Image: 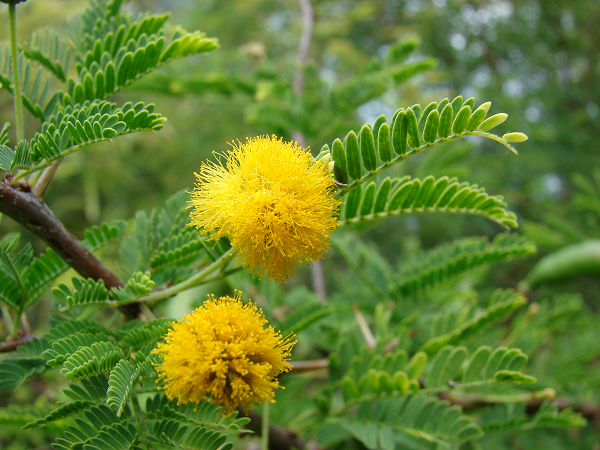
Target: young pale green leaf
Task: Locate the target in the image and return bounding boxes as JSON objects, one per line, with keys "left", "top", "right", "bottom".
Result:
{"left": 452, "top": 105, "right": 471, "bottom": 134}
{"left": 502, "top": 132, "right": 528, "bottom": 143}
{"left": 466, "top": 106, "right": 488, "bottom": 132}
{"left": 478, "top": 113, "right": 508, "bottom": 131}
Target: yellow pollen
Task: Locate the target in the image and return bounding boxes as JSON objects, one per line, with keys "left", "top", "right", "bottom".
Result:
{"left": 189, "top": 135, "right": 340, "bottom": 282}
{"left": 153, "top": 292, "right": 296, "bottom": 417}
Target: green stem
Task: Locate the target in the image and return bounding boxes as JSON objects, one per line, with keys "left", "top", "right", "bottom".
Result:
{"left": 131, "top": 394, "right": 155, "bottom": 450}
{"left": 0, "top": 303, "right": 14, "bottom": 336}
{"left": 11, "top": 309, "right": 21, "bottom": 339}
{"left": 138, "top": 248, "right": 236, "bottom": 305}
{"left": 139, "top": 303, "right": 157, "bottom": 320}
{"left": 8, "top": 3, "right": 24, "bottom": 142}
{"left": 261, "top": 401, "right": 270, "bottom": 450}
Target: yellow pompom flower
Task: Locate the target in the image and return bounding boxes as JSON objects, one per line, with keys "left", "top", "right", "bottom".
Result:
{"left": 190, "top": 135, "right": 340, "bottom": 282}
{"left": 153, "top": 292, "right": 296, "bottom": 417}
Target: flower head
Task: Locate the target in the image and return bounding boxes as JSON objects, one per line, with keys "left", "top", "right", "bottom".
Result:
{"left": 190, "top": 135, "right": 340, "bottom": 282}
{"left": 153, "top": 292, "right": 296, "bottom": 417}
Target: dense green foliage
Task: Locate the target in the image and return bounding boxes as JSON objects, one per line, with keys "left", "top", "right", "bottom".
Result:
{"left": 0, "top": 1, "right": 598, "bottom": 450}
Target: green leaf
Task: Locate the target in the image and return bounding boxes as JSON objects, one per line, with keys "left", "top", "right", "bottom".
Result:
{"left": 345, "top": 130, "right": 362, "bottom": 180}
{"left": 338, "top": 395, "right": 483, "bottom": 447}
{"left": 465, "top": 106, "right": 488, "bottom": 132}
{"left": 438, "top": 103, "right": 453, "bottom": 138}
{"left": 24, "top": 400, "right": 95, "bottom": 429}
{"left": 360, "top": 125, "right": 377, "bottom": 171}
{"left": 406, "top": 352, "right": 428, "bottom": 380}
{"left": 279, "top": 303, "right": 334, "bottom": 337}
{"left": 0, "top": 357, "right": 46, "bottom": 390}
{"left": 377, "top": 122, "right": 392, "bottom": 163}
{"left": 478, "top": 113, "right": 508, "bottom": 131}
{"left": 391, "top": 109, "right": 408, "bottom": 155}
{"left": 394, "top": 234, "right": 536, "bottom": 299}
{"left": 43, "top": 331, "right": 111, "bottom": 367}
{"left": 452, "top": 105, "right": 471, "bottom": 134}
{"left": 344, "top": 185, "right": 362, "bottom": 220}
{"left": 406, "top": 107, "right": 420, "bottom": 148}
{"left": 53, "top": 277, "right": 110, "bottom": 311}
{"left": 423, "top": 109, "right": 439, "bottom": 144}
{"left": 60, "top": 341, "right": 124, "bottom": 380}
{"left": 0, "top": 144, "right": 14, "bottom": 171}
{"left": 120, "top": 318, "right": 172, "bottom": 350}
{"left": 419, "top": 290, "right": 527, "bottom": 355}
{"left": 107, "top": 359, "right": 140, "bottom": 416}
{"left": 110, "top": 271, "right": 154, "bottom": 303}
{"left": 359, "top": 182, "right": 377, "bottom": 216}
{"left": 417, "top": 102, "right": 438, "bottom": 139}
{"left": 340, "top": 176, "right": 519, "bottom": 229}
{"left": 332, "top": 138, "right": 349, "bottom": 184}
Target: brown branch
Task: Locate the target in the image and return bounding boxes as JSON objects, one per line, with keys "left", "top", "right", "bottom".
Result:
{"left": 440, "top": 391, "right": 600, "bottom": 424}
{"left": 239, "top": 407, "right": 307, "bottom": 450}
{"left": 0, "top": 181, "right": 140, "bottom": 319}
{"left": 289, "top": 359, "right": 329, "bottom": 373}
{"left": 0, "top": 332, "right": 38, "bottom": 353}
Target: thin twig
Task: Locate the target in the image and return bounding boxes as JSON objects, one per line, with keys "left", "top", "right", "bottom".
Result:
{"left": 134, "top": 248, "right": 235, "bottom": 305}
{"left": 353, "top": 305, "right": 376, "bottom": 351}
{"left": 32, "top": 158, "right": 63, "bottom": 199}
{"left": 293, "top": 0, "right": 314, "bottom": 95}
{"left": 289, "top": 359, "right": 329, "bottom": 372}
{"left": 0, "top": 332, "right": 39, "bottom": 353}
{"left": 261, "top": 402, "right": 270, "bottom": 450}
{"left": 19, "top": 312, "right": 32, "bottom": 334}
{"left": 8, "top": 3, "right": 24, "bottom": 142}
{"left": 239, "top": 407, "right": 305, "bottom": 450}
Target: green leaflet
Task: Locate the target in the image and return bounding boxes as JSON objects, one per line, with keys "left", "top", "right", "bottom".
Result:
{"left": 338, "top": 175, "right": 519, "bottom": 229}
{"left": 337, "top": 395, "right": 483, "bottom": 449}
{"left": 393, "top": 234, "right": 537, "bottom": 298}
{"left": 0, "top": 44, "right": 60, "bottom": 122}
{"left": 480, "top": 403, "right": 586, "bottom": 436}
{"left": 420, "top": 290, "right": 527, "bottom": 355}
{"left": 331, "top": 95, "right": 526, "bottom": 193}
{"left": 60, "top": 341, "right": 124, "bottom": 380}
{"left": 106, "top": 359, "right": 140, "bottom": 416}
{"left": 50, "top": 405, "right": 138, "bottom": 450}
